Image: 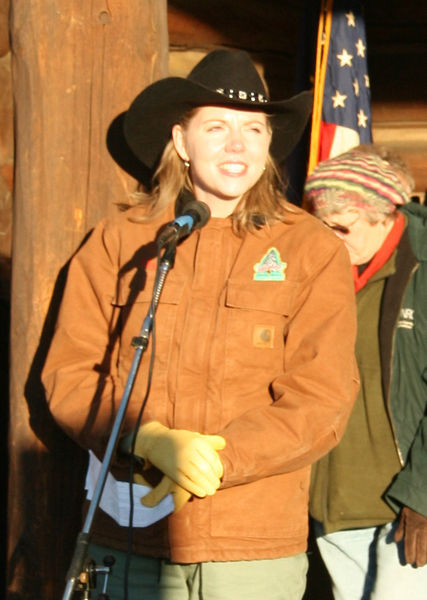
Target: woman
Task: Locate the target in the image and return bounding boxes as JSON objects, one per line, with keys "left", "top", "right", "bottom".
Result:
{"left": 42, "top": 49, "right": 358, "bottom": 600}
{"left": 305, "top": 145, "right": 427, "bottom": 599}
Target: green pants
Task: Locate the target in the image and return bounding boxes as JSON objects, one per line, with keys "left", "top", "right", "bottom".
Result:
{"left": 87, "top": 543, "right": 308, "bottom": 600}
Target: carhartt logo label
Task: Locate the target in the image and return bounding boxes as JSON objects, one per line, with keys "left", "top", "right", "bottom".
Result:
{"left": 253, "top": 247, "right": 287, "bottom": 281}
{"left": 253, "top": 325, "right": 275, "bottom": 348}
{"left": 397, "top": 308, "right": 414, "bottom": 330}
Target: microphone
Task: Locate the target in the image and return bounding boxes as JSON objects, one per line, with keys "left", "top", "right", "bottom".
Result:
{"left": 157, "top": 197, "right": 211, "bottom": 248}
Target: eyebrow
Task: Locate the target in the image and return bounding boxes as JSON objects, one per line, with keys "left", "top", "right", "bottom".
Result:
{"left": 203, "top": 117, "right": 267, "bottom": 124}
{"left": 202, "top": 112, "right": 268, "bottom": 125}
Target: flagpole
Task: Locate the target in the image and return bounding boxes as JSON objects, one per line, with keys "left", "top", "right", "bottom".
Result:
{"left": 307, "top": 0, "right": 333, "bottom": 175}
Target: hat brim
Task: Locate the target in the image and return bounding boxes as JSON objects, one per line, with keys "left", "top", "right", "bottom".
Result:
{"left": 106, "top": 112, "right": 154, "bottom": 188}
{"left": 110, "top": 77, "right": 312, "bottom": 182}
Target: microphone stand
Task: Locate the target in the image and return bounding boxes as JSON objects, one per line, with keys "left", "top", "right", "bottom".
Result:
{"left": 62, "top": 241, "right": 177, "bottom": 600}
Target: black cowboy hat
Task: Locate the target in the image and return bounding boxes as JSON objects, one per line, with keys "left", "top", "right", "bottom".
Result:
{"left": 107, "top": 49, "right": 312, "bottom": 185}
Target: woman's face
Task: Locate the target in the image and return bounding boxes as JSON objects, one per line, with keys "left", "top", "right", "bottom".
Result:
{"left": 172, "top": 106, "right": 272, "bottom": 217}
{"left": 322, "top": 208, "right": 393, "bottom": 265}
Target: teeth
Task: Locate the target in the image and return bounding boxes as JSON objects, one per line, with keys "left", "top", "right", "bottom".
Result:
{"left": 221, "top": 163, "right": 245, "bottom": 173}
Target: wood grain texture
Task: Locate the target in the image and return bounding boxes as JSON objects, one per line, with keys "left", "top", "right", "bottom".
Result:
{"left": 7, "top": 2, "right": 168, "bottom": 597}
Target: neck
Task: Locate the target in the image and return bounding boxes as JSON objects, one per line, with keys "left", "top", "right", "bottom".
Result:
{"left": 200, "top": 196, "right": 241, "bottom": 218}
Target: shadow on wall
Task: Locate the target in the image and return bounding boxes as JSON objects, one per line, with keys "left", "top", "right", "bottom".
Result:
{"left": 1, "top": 256, "right": 10, "bottom": 599}
{"left": 7, "top": 257, "right": 88, "bottom": 599}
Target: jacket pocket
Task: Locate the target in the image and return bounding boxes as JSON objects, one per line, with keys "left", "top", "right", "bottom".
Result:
{"left": 224, "top": 279, "right": 298, "bottom": 374}
{"left": 112, "top": 274, "right": 185, "bottom": 379}
{"left": 226, "top": 279, "right": 298, "bottom": 315}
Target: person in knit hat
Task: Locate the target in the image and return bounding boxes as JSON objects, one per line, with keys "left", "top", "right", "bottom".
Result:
{"left": 305, "top": 144, "right": 427, "bottom": 599}
{"left": 42, "top": 49, "right": 358, "bottom": 599}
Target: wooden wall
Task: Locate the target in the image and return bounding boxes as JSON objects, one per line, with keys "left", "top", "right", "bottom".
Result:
{"left": 366, "top": 3, "right": 427, "bottom": 199}
{"left": 6, "top": 2, "right": 168, "bottom": 598}
{"left": 0, "top": 0, "right": 12, "bottom": 265}
{"left": 1, "top": 1, "right": 12, "bottom": 597}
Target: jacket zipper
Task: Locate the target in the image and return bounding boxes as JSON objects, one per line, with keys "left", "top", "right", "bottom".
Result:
{"left": 386, "top": 263, "right": 419, "bottom": 467}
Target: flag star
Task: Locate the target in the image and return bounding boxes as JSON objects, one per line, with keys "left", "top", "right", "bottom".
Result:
{"left": 358, "top": 109, "right": 369, "bottom": 128}
{"left": 337, "top": 48, "right": 353, "bottom": 67}
{"left": 346, "top": 11, "right": 356, "bottom": 27}
{"left": 332, "top": 90, "right": 347, "bottom": 108}
{"left": 345, "top": 11, "right": 356, "bottom": 27}
{"left": 356, "top": 38, "right": 366, "bottom": 57}
{"left": 364, "top": 74, "right": 370, "bottom": 88}
{"left": 353, "top": 78, "right": 360, "bottom": 96}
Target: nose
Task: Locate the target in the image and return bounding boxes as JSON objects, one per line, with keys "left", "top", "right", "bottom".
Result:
{"left": 225, "top": 127, "right": 245, "bottom": 153}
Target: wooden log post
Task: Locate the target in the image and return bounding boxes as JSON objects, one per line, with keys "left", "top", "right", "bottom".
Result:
{"left": 8, "top": 2, "right": 168, "bottom": 598}
{"left": 0, "top": 0, "right": 12, "bottom": 596}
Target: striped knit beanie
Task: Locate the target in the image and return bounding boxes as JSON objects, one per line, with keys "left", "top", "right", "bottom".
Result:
{"left": 304, "top": 148, "right": 411, "bottom": 215}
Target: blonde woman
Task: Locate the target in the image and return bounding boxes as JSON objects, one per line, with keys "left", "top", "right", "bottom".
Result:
{"left": 43, "top": 50, "right": 358, "bottom": 600}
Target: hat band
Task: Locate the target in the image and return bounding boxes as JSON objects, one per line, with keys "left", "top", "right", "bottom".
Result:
{"left": 215, "top": 87, "right": 267, "bottom": 103}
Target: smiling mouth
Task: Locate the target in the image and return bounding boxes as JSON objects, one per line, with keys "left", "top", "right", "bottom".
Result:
{"left": 219, "top": 162, "right": 247, "bottom": 175}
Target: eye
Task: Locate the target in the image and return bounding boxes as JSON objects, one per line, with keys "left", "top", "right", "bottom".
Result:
{"left": 246, "top": 124, "right": 263, "bottom": 134}
{"left": 324, "top": 222, "right": 350, "bottom": 235}
{"left": 205, "top": 123, "right": 225, "bottom": 132}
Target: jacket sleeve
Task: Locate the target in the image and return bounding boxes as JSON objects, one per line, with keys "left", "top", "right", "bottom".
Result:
{"left": 386, "top": 408, "right": 427, "bottom": 518}
{"left": 42, "top": 219, "right": 127, "bottom": 456}
{"left": 384, "top": 250, "right": 427, "bottom": 519}
{"left": 218, "top": 240, "right": 359, "bottom": 488}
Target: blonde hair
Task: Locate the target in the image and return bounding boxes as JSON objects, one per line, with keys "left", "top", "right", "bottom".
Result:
{"left": 125, "top": 109, "right": 292, "bottom": 235}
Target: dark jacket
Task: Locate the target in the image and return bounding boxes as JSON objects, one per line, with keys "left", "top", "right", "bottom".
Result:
{"left": 310, "top": 202, "right": 427, "bottom": 532}
{"left": 385, "top": 202, "right": 427, "bottom": 517}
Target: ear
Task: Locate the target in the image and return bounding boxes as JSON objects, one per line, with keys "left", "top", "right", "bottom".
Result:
{"left": 172, "top": 124, "right": 190, "bottom": 162}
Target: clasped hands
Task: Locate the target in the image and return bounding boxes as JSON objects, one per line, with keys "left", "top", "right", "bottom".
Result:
{"left": 126, "top": 421, "right": 226, "bottom": 513}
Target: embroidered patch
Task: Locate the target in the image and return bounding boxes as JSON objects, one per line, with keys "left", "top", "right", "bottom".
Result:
{"left": 253, "top": 325, "right": 275, "bottom": 348}
{"left": 397, "top": 307, "right": 415, "bottom": 330}
{"left": 253, "top": 247, "right": 287, "bottom": 281}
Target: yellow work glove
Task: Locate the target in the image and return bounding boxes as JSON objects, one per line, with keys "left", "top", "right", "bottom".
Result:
{"left": 132, "top": 421, "right": 226, "bottom": 498}
{"left": 134, "top": 472, "right": 191, "bottom": 514}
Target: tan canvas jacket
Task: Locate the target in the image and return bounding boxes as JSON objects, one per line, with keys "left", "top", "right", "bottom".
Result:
{"left": 42, "top": 201, "right": 359, "bottom": 562}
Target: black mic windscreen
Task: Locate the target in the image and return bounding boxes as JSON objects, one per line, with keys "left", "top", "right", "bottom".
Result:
{"left": 181, "top": 200, "right": 211, "bottom": 230}
{"left": 177, "top": 189, "right": 211, "bottom": 230}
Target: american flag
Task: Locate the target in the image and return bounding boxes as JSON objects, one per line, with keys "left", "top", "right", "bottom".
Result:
{"left": 308, "top": 0, "right": 372, "bottom": 172}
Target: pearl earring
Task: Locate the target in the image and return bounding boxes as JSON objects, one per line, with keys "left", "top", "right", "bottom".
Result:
{"left": 184, "top": 160, "right": 190, "bottom": 168}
